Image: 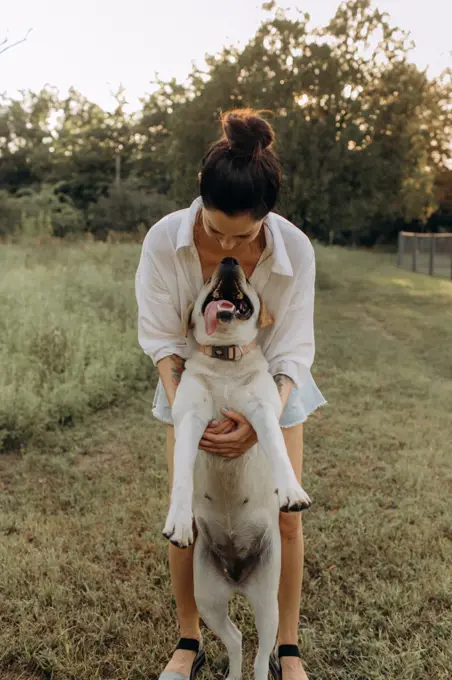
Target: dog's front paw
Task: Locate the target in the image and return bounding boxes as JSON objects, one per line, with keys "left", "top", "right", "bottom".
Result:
{"left": 163, "top": 503, "right": 194, "bottom": 548}
{"left": 277, "top": 480, "right": 312, "bottom": 513}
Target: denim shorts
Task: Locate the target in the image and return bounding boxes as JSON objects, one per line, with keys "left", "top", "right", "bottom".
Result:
{"left": 152, "top": 372, "right": 326, "bottom": 428}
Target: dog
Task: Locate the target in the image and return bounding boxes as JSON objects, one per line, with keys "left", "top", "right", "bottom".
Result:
{"left": 163, "top": 256, "right": 312, "bottom": 680}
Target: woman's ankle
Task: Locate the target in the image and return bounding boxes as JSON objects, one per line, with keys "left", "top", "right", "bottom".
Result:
{"left": 178, "top": 624, "right": 201, "bottom": 640}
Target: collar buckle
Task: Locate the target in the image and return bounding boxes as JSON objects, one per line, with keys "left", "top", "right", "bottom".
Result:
{"left": 211, "top": 345, "right": 244, "bottom": 361}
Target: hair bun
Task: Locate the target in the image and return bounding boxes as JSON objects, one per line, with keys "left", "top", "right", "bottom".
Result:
{"left": 221, "top": 109, "right": 274, "bottom": 156}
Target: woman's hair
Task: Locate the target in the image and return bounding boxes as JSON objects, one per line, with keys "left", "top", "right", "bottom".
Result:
{"left": 200, "top": 108, "right": 282, "bottom": 220}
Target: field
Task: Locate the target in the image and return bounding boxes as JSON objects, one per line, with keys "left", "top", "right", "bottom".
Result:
{"left": 0, "top": 241, "right": 451, "bottom": 680}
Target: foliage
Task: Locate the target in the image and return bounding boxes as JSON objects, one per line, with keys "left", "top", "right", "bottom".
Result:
{"left": 0, "top": 242, "right": 152, "bottom": 451}
{"left": 0, "top": 186, "right": 86, "bottom": 239}
{"left": 139, "top": 0, "right": 451, "bottom": 242}
{"left": 0, "top": 190, "right": 22, "bottom": 237}
{"left": 88, "top": 179, "right": 178, "bottom": 238}
{"left": 0, "top": 1, "right": 451, "bottom": 244}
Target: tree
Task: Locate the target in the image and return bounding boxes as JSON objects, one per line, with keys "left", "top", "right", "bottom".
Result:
{"left": 0, "top": 29, "right": 32, "bottom": 56}
{"left": 1, "top": 2, "right": 450, "bottom": 243}
{"left": 0, "top": 88, "right": 58, "bottom": 192}
{"left": 139, "top": 0, "right": 451, "bottom": 242}
{"left": 49, "top": 87, "right": 135, "bottom": 210}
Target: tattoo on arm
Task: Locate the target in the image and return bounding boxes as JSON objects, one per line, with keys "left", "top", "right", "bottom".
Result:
{"left": 170, "top": 354, "right": 186, "bottom": 387}
{"left": 274, "top": 373, "right": 293, "bottom": 396}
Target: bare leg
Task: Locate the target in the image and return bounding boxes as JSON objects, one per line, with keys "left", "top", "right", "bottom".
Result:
{"left": 163, "top": 427, "right": 200, "bottom": 677}
{"left": 278, "top": 423, "right": 308, "bottom": 680}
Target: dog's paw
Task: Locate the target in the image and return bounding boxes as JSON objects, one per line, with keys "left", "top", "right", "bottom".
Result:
{"left": 163, "top": 505, "right": 194, "bottom": 548}
{"left": 277, "top": 482, "right": 312, "bottom": 513}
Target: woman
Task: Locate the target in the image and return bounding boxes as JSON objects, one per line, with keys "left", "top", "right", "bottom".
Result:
{"left": 135, "top": 109, "right": 326, "bottom": 680}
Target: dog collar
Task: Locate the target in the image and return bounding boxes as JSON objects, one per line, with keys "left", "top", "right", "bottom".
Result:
{"left": 197, "top": 342, "right": 257, "bottom": 361}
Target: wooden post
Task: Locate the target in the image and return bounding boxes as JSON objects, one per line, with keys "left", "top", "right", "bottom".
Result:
{"left": 412, "top": 235, "right": 417, "bottom": 272}
{"left": 428, "top": 235, "right": 435, "bottom": 276}
{"left": 397, "top": 232, "right": 404, "bottom": 267}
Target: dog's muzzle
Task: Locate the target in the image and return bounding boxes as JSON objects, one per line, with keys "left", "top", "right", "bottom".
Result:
{"left": 202, "top": 258, "right": 253, "bottom": 322}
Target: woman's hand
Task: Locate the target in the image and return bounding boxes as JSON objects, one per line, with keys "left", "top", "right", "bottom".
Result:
{"left": 199, "top": 410, "right": 258, "bottom": 458}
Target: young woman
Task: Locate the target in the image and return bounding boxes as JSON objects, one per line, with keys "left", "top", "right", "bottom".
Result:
{"left": 135, "top": 109, "right": 326, "bottom": 680}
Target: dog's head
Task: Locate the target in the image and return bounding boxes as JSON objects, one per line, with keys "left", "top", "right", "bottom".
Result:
{"left": 184, "top": 257, "right": 273, "bottom": 346}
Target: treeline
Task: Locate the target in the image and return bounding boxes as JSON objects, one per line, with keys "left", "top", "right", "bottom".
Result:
{"left": 1, "top": 0, "right": 451, "bottom": 244}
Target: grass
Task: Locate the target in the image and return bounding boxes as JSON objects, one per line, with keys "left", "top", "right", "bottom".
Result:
{"left": 0, "top": 242, "right": 451, "bottom": 679}
{"left": 0, "top": 240, "right": 152, "bottom": 451}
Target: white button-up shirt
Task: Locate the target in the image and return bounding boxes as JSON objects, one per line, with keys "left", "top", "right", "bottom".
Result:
{"left": 135, "top": 197, "right": 319, "bottom": 390}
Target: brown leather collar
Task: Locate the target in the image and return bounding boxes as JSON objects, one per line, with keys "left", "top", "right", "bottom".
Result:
{"left": 197, "top": 341, "right": 257, "bottom": 361}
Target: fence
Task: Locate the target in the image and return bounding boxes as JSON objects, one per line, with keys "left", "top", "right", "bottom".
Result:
{"left": 397, "top": 232, "right": 452, "bottom": 280}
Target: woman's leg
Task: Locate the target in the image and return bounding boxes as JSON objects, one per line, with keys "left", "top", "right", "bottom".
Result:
{"left": 163, "top": 425, "right": 201, "bottom": 676}
{"left": 278, "top": 423, "right": 309, "bottom": 680}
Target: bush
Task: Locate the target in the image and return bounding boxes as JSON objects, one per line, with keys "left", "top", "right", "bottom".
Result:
{"left": 0, "top": 186, "right": 86, "bottom": 240}
{"left": 17, "top": 186, "right": 86, "bottom": 238}
{"left": 88, "top": 180, "right": 179, "bottom": 238}
{"left": 0, "top": 190, "right": 22, "bottom": 237}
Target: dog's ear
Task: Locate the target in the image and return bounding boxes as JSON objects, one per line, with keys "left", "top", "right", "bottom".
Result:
{"left": 257, "top": 295, "right": 274, "bottom": 328}
{"left": 183, "top": 302, "right": 195, "bottom": 337}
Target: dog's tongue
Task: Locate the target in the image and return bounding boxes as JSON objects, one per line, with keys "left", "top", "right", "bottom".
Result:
{"left": 204, "top": 299, "right": 232, "bottom": 336}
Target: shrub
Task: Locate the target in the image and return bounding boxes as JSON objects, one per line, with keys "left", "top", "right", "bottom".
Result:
{"left": 88, "top": 181, "right": 178, "bottom": 238}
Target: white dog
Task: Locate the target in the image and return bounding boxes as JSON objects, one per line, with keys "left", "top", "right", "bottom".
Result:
{"left": 163, "top": 256, "right": 311, "bottom": 680}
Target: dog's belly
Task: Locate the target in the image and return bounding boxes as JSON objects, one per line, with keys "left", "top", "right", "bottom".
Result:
{"left": 197, "top": 517, "right": 273, "bottom": 585}
{"left": 193, "top": 446, "right": 279, "bottom": 586}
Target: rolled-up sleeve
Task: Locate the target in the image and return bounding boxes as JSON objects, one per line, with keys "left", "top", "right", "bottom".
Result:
{"left": 267, "top": 254, "right": 325, "bottom": 410}
{"left": 135, "top": 240, "right": 188, "bottom": 365}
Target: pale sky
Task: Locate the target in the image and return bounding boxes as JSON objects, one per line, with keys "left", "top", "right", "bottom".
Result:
{"left": 2, "top": 0, "right": 451, "bottom": 112}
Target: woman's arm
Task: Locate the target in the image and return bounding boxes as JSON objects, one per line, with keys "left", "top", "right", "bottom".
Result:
{"left": 266, "top": 256, "right": 316, "bottom": 390}
{"left": 157, "top": 354, "right": 186, "bottom": 407}
{"left": 135, "top": 228, "right": 190, "bottom": 366}
{"left": 274, "top": 374, "right": 295, "bottom": 409}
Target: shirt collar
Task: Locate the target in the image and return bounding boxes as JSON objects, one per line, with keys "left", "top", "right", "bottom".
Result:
{"left": 176, "top": 196, "right": 202, "bottom": 250}
{"left": 264, "top": 213, "right": 293, "bottom": 277}
{"left": 176, "top": 196, "right": 293, "bottom": 277}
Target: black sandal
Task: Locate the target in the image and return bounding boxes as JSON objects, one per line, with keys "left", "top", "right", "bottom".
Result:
{"left": 269, "top": 644, "right": 302, "bottom": 680}
{"left": 158, "top": 637, "right": 206, "bottom": 680}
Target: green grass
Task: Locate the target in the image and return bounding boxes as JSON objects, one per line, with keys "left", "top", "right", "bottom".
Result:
{"left": 0, "top": 243, "right": 451, "bottom": 679}
{"left": 0, "top": 241, "right": 152, "bottom": 451}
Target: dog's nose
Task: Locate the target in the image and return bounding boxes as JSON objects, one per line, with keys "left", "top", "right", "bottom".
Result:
{"left": 220, "top": 257, "right": 239, "bottom": 268}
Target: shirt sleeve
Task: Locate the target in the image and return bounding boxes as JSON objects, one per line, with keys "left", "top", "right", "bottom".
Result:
{"left": 135, "top": 240, "right": 189, "bottom": 365}
{"left": 267, "top": 256, "right": 317, "bottom": 389}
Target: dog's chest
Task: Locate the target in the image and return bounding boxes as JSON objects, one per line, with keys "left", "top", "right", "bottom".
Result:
{"left": 204, "top": 370, "right": 258, "bottom": 414}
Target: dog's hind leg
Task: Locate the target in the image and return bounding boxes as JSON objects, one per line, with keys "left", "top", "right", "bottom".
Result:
{"left": 243, "top": 549, "right": 280, "bottom": 680}
{"left": 194, "top": 548, "right": 242, "bottom": 680}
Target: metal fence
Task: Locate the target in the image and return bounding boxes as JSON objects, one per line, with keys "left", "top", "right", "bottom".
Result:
{"left": 397, "top": 232, "right": 452, "bottom": 280}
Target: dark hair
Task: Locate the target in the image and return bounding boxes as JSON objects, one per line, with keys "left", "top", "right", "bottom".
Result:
{"left": 200, "top": 108, "right": 282, "bottom": 220}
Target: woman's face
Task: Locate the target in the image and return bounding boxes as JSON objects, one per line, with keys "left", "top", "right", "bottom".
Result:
{"left": 201, "top": 208, "right": 264, "bottom": 251}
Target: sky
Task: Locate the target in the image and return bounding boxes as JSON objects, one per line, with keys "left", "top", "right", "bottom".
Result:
{"left": 2, "top": 0, "right": 451, "bottom": 112}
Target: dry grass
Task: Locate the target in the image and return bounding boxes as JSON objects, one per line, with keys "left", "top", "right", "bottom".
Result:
{"left": 0, "top": 244, "right": 451, "bottom": 679}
